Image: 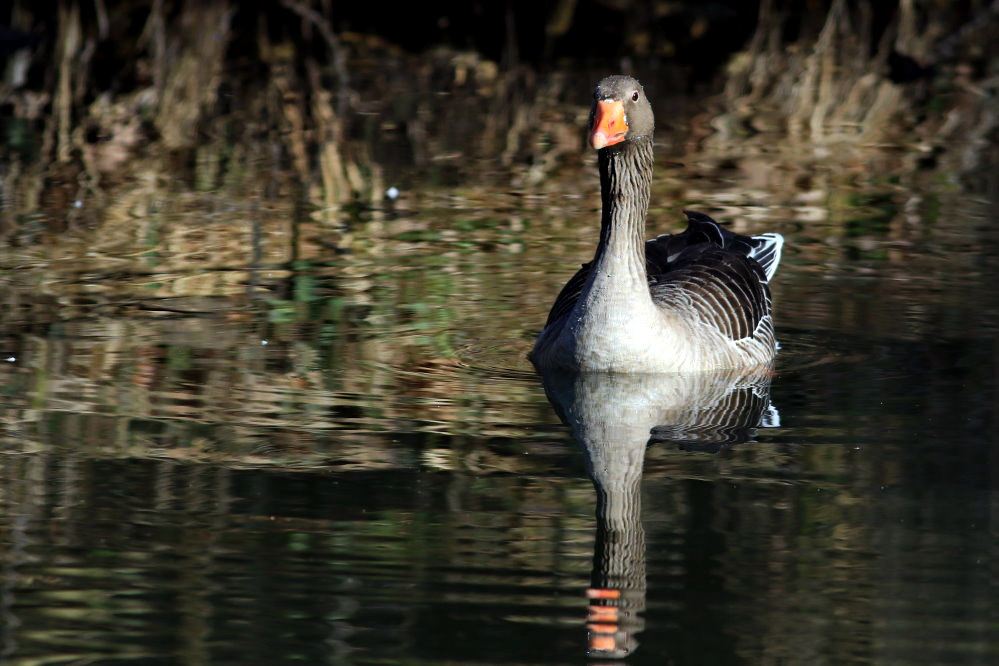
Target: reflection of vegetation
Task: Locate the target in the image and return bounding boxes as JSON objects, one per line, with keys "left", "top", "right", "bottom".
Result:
{"left": 841, "top": 191, "right": 897, "bottom": 238}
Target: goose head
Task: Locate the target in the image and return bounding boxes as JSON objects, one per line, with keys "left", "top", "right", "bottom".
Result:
{"left": 589, "top": 75, "right": 655, "bottom": 150}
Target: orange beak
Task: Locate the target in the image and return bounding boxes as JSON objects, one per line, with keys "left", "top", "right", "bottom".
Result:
{"left": 589, "top": 100, "right": 628, "bottom": 149}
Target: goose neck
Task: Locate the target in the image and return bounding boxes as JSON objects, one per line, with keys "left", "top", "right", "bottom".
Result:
{"left": 595, "top": 139, "right": 653, "bottom": 274}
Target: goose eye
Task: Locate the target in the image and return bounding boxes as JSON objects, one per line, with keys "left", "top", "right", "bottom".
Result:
{"left": 631, "top": 91, "right": 640, "bottom": 102}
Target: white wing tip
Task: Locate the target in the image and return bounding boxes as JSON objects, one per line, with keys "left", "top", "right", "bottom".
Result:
{"left": 751, "top": 232, "right": 784, "bottom": 282}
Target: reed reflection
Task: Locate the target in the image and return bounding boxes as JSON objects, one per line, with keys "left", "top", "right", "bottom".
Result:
{"left": 537, "top": 368, "right": 775, "bottom": 659}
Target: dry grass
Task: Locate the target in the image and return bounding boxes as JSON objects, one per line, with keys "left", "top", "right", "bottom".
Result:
{"left": 1, "top": 2, "right": 995, "bottom": 238}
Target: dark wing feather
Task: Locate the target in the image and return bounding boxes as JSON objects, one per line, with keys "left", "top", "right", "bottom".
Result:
{"left": 649, "top": 211, "right": 772, "bottom": 343}
{"left": 544, "top": 261, "right": 592, "bottom": 327}
{"left": 647, "top": 210, "right": 761, "bottom": 269}
{"left": 651, "top": 246, "right": 770, "bottom": 342}
{"left": 543, "top": 211, "right": 775, "bottom": 342}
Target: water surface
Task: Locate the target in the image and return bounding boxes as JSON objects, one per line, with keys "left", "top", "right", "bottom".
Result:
{"left": 0, "top": 135, "right": 997, "bottom": 664}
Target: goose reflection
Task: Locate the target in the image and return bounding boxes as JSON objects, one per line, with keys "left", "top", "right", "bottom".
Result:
{"left": 536, "top": 367, "right": 776, "bottom": 659}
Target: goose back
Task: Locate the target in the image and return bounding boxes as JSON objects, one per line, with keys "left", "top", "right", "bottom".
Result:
{"left": 542, "top": 211, "right": 780, "bottom": 357}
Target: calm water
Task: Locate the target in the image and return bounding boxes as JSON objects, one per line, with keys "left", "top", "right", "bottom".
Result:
{"left": 0, "top": 135, "right": 997, "bottom": 665}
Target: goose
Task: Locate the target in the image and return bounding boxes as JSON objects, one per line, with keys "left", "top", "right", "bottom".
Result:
{"left": 530, "top": 75, "right": 784, "bottom": 373}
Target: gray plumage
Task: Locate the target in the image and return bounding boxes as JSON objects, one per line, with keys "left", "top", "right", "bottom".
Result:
{"left": 531, "top": 75, "right": 783, "bottom": 373}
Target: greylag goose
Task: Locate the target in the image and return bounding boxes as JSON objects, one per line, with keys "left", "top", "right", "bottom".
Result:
{"left": 530, "top": 75, "right": 784, "bottom": 373}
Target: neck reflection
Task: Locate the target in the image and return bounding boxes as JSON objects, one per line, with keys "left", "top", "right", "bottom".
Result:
{"left": 536, "top": 368, "right": 775, "bottom": 659}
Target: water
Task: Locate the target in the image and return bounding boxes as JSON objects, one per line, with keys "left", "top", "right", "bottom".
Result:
{"left": 0, "top": 137, "right": 997, "bottom": 664}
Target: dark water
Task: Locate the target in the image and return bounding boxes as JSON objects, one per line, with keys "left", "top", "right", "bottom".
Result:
{"left": 1, "top": 144, "right": 997, "bottom": 664}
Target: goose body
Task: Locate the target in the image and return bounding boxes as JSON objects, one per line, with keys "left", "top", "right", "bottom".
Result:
{"left": 530, "top": 75, "right": 784, "bottom": 373}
